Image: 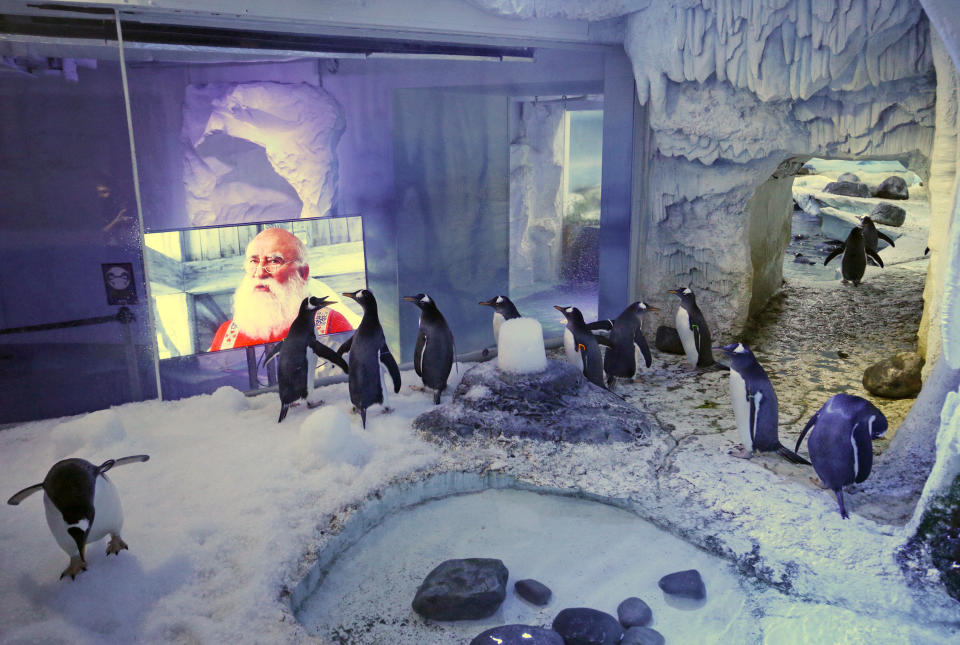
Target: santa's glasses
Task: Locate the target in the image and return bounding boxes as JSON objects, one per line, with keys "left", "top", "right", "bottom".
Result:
{"left": 247, "top": 255, "right": 294, "bottom": 275}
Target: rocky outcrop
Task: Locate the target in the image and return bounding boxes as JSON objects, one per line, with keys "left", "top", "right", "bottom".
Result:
{"left": 871, "top": 202, "right": 908, "bottom": 226}
{"left": 874, "top": 175, "right": 910, "bottom": 199}
{"left": 824, "top": 181, "right": 873, "bottom": 198}
{"left": 863, "top": 352, "right": 925, "bottom": 398}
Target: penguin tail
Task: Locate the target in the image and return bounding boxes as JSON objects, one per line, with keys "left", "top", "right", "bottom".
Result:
{"left": 360, "top": 407, "right": 367, "bottom": 429}
{"left": 278, "top": 404, "right": 289, "bottom": 424}
{"left": 777, "top": 443, "right": 811, "bottom": 466}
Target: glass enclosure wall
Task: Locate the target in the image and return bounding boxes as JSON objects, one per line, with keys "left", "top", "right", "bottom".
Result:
{"left": 0, "top": 26, "right": 158, "bottom": 424}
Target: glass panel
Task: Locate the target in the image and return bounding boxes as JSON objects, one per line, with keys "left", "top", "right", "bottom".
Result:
{"left": 0, "top": 26, "right": 158, "bottom": 424}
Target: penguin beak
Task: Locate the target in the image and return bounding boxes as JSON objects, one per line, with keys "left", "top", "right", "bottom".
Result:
{"left": 645, "top": 305, "right": 660, "bottom": 312}
{"left": 479, "top": 300, "right": 492, "bottom": 307}
{"left": 402, "top": 296, "right": 418, "bottom": 302}
{"left": 552, "top": 305, "right": 564, "bottom": 312}
{"left": 341, "top": 292, "right": 358, "bottom": 302}
{"left": 668, "top": 289, "right": 681, "bottom": 296}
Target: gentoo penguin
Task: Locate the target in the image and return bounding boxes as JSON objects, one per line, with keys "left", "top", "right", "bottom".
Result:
{"left": 479, "top": 295, "right": 522, "bottom": 344}
{"left": 7, "top": 455, "right": 150, "bottom": 579}
{"left": 669, "top": 287, "right": 714, "bottom": 368}
{"left": 858, "top": 216, "right": 895, "bottom": 266}
{"left": 824, "top": 226, "right": 883, "bottom": 285}
{"left": 794, "top": 394, "right": 888, "bottom": 519}
{"left": 715, "top": 343, "right": 810, "bottom": 464}
{"left": 603, "top": 300, "right": 659, "bottom": 389}
{"left": 339, "top": 289, "right": 401, "bottom": 428}
{"left": 402, "top": 293, "right": 455, "bottom": 404}
{"left": 266, "top": 296, "right": 349, "bottom": 423}
{"left": 554, "top": 305, "right": 606, "bottom": 389}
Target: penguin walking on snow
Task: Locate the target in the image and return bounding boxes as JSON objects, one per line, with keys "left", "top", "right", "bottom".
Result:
{"left": 555, "top": 305, "right": 607, "bottom": 389}
{"left": 266, "top": 296, "right": 349, "bottom": 423}
{"left": 859, "top": 215, "right": 895, "bottom": 266}
{"left": 715, "top": 343, "right": 810, "bottom": 464}
{"left": 7, "top": 455, "right": 150, "bottom": 579}
{"left": 339, "top": 289, "right": 401, "bottom": 428}
{"left": 824, "top": 226, "right": 883, "bottom": 285}
{"left": 794, "top": 394, "right": 888, "bottom": 519}
{"left": 669, "top": 287, "right": 714, "bottom": 368}
{"left": 403, "top": 293, "right": 455, "bottom": 404}
{"left": 479, "top": 295, "right": 522, "bottom": 345}
{"left": 603, "top": 300, "right": 658, "bottom": 389}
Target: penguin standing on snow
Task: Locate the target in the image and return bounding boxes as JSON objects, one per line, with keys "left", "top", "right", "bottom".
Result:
{"left": 402, "top": 293, "right": 455, "bottom": 404}
{"left": 669, "top": 287, "right": 714, "bottom": 368}
{"left": 554, "top": 305, "right": 607, "bottom": 389}
{"left": 479, "top": 295, "right": 522, "bottom": 345}
{"left": 824, "top": 226, "right": 883, "bottom": 285}
{"left": 266, "top": 296, "right": 349, "bottom": 423}
{"left": 715, "top": 343, "right": 810, "bottom": 464}
{"left": 339, "top": 289, "right": 401, "bottom": 428}
{"left": 859, "top": 216, "right": 896, "bottom": 266}
{"left": 794, "top": 394, "right": 888, "bottom": 519}
{"left": 603, "top": 300, "right": 658, "bottom": 389}
{"left": 7, "top": 455, "right": 150, "bottom": 579}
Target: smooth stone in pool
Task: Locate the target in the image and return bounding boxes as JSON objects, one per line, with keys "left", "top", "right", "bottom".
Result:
{"left": 622, "top": 625, "right": 666, "bottom": 645}
{"left": 617, "top": 596, "right": 653, "bottom": 628}
{"left": 552, "top": 607, "right": 623, "bottom": 645}
{"left": 412, "top": 558, "right": 508, "bottom": 621}
{"left": 470, "top": 624, "right": 564, "bottom": 645}
{"left": 515, "top": 578, "right": 552, "bottom": 606}
{"left": 658, "top": 569, "right": 706, "bottom": 601}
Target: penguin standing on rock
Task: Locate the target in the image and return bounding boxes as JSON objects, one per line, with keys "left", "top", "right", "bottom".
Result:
{"left": 794, "top": 394, "right": 888, "bottom": 519}
{"left": 479, "top": 295, "right": 522, "bottom": 345}
{"left": 554, "top": 305, "right": 607, "bottom": 389}
{"left": 267, "top": 296, "right": 349, "bottom": 423}
{"left": 603, "top": 300, "right": 658, "bottom": 389}
{"left": 715, "top": 343, "right": 810, "bottom": 464}
{"left": 7, "top": 455, "right": 150, "bottom": 579}
{"left": 669, "top": 287, "right": 714, "bottom": 368}
{"left": 824, "top": 226, "right": 883, "bottom": 285}
{"left": 338, "top": 289, "right": 401, "bottom": 428}
{"left": 403, "top": 293, "right": 455, "bottom": 404}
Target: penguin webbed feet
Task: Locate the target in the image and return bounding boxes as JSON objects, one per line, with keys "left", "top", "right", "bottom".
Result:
{"left": 306, "top": 399, "right": 325, "bottom": 409}
{"left": 60, "top": 555, "right": 87, "bottom": 580}
{"left": 834, "top": 489, "right": 850, "bottom": 519}
{"left": 106, "top": 534, "right": 128, "bottom": 556}
{"left": 728, "top": 444, "right": 753, "bottom": 459}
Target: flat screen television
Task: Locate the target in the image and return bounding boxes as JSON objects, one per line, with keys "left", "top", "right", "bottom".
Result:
{"left": 144, "top": 215, "right": 366, "bottom": 359}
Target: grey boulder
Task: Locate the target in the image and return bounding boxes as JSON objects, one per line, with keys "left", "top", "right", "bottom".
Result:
{"left": 552, "top": 607, "right": 623, "bottom": 645}
{"left": 837, "top": 172, "right": 861, "bottom": 183}
{"left": 412, "top": 558, "right": 508, "bottom": 621}
{"left": 617, "top": 596, "right": 653, "bottom": 628}
{"left": 658, "top": 569, "right": 706, "bottom": 600}
{"left": 870, "top": 202, "right": 906, "bottom": 227}
{"left": 655, "top": 326, "right": 686, "bottom": 355}
{"left": 862, "top": 352, "right": 924, "bottom": 399}
{"left": 823, "top": 181, "right": 871, "bottom": 198}
{"left": 873, "top": 175, "right": 909, "bottom": 200}
{"left": 515, "top": 578, "right": 552, "bottom": 606}
{"left": 622, "top": 626, "right": 666, "bottom": 645}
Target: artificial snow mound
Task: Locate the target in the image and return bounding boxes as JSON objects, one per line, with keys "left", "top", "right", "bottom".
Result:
{"left": 297, "top": 406, "right": 372, "bottom": 469}
{"left": 497, "top": 318, "right": 547, "bottom": 373}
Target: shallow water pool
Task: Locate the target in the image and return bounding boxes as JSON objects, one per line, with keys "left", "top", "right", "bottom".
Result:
{"left": 296, "top": 488, "right": 760, "bottom": 644}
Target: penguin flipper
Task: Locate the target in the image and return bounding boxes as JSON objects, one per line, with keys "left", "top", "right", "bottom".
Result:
{"left": 824, "top": 247, "right": 843, "bottom": 266}
{"left": 594, "top": 334, "right": 614, "bottom": 348}
{"left": 866, "top": 248, "right": 884, "bottom": 268}
{"left": 336, "top": 335, "right": 354, "bottom": 358}
{"left": 380, "top": 347, "right": 402, "bottom": 393}
{"left": 795, "top": 411, "right": 819, "bottom": 453}
{"left": 111, "top": 455, "right": 150, "bottom": 468}
{"left": 278, "top": 403, "right": 289, "bottom": 423}
{"left": 586, "top": 320, "right": 613, "bottom": 332}
{"left": 7, "top": 483, "right": 43, "bottom": 505}
{"left": 263, "top": 342, "right": 282, "bottom": 366}
{"left": 634, "top": 331, "right": 653, "bottom": 368}
{"left": 309, "top": 339, "right": 349, "bottom": 374}
{"left": 877, "top": 231, "right": 895, "bottom": 247}
{"left": 776, "top": 443, "right": 811, "bottom": 466}
{"left": 413, "top": 330, "right": 426, "bottom": 378}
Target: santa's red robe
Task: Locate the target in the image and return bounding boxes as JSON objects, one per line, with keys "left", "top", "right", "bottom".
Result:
{"left": 208, "top": 307, "right": 352, "bottom": 351}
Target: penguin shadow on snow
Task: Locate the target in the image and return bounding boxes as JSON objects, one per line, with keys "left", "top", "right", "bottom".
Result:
{"left": 16, "top": 551, "right": 192, "bottom": 638}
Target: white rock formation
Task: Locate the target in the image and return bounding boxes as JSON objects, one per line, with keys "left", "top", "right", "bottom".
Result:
{"left": 509, "top": 101, "right": 564, "bottom": 292}
{"left": 181, "top": 82, "right": 345, "bottom": 226}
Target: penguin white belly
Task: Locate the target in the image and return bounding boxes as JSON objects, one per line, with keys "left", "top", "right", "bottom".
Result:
{"left": 88, "top": 474, "right": 123, "bottom": 543}
{"left": 305, "top": 348, "right": 317, "bottom": 398}
{"left": 729, "top": 370, "right": 753, "bottom": 449}
{"left": 377, "top": 348, "right": 388, "bottom": 407}
{"left": 492, "top": 313, "right": 504, "bottom": 344}
{"left": 634, "top": 345, "right": 642, "bottom": 375}
{"left": 675, "top": 307, "right": 698, "bottom": 367}
{"left": 563, "top": 328, "right": 579, "bottom": 366}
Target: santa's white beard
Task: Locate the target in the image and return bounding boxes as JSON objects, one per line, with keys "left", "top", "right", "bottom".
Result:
{"left": 232, "top": 272, "right": 309, "bottom": 340}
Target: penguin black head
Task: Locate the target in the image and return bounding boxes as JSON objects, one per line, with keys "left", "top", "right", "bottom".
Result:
{"left": 714, "top": 342, "right": 755, "bottom": 367}
{"left": 44, "top": 459, "right": 100, "bottom": 563}
{"left": 303, "top": 295, "right": 335, "bottom": 312}
{"left": 402, "top": 293, "right": 438, "bottom": 311}
{"left": 634, "top": 300, "right": 659, "bottom": 314}
{"left": 669, "top": 287, "right": 695, "bottom": 300}
{"left": 342, "top": 289, "right": 376, "bottom": 310}
{"left": 479, "top": 295, "right": 521, "bottom": 319}
{"left": 553, "top": 305, "right": 585, "bottom": 326}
